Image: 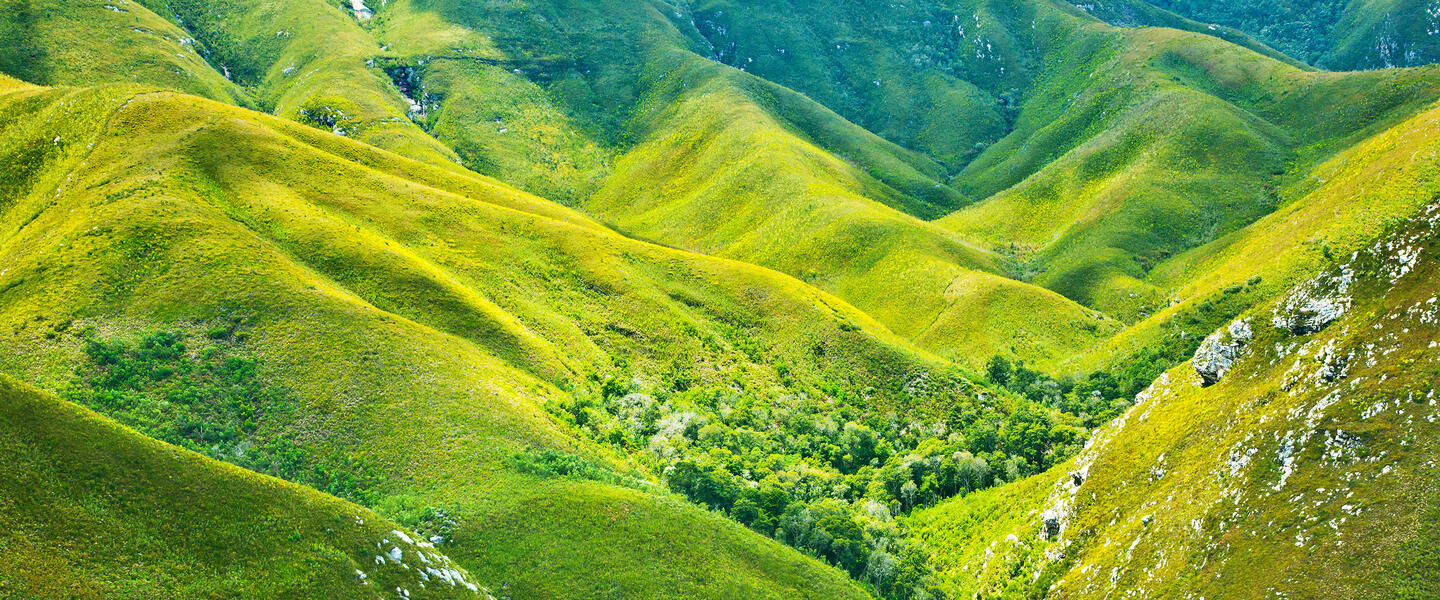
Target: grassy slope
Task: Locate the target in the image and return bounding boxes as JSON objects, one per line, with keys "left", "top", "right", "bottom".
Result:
{"left": 0, "top": 0, "right": 463, "bottom": 168}
{"left": 939, "top": 10, "right": 1440, "bottom": 321}
{"left": 1323, "top": 0, "right": 1440, "bottom": 69}
{"left": 1070, "top": 72, "right": 1440, "bottom": 372}
{"left": 0, "top": 0, "right": 251, "bottom": 104}
{"left": 680, "top": 0, "right": 1032, "bottom": 174}
{"left": 367, "top": 0, "right": 617, "bottom": 206}
{"left": 0, "top": 373, "right": 486, "bottom": 600}
{"left": 617, "top": 0, "right": 1440, "bottom": 345}
{"left": 22, "top": 0, "right": 1440, "bottom": 373}
{"left": 359, "top": 0, "right": 1124, "bottom": 368}
{"left": 361, "top": 0, "right": 1440, "bottom": 370}
{"left": 1110, "top": 0, "right": 1440, "bottom": 70}
{"left": 137, "top": 0, "right": 465, "bottom": 167}
{"left": 590, "top": 51, "right": 1126, "bottom": 368}
{"left": 0, "top": 81, "right": 893, "bottom": 599}
{"left": 913, "top": 196, "right": 1440, "bottom": 599}
{"left": 1062, "top": 0, "right": 1309, "bottom": 66}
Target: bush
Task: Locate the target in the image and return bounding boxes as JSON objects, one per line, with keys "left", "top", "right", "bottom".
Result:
{"left": 66, "top": 329, "right": 385, "bottom": 506}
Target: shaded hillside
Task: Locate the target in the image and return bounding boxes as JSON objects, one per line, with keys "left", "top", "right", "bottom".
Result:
{"left": 913, "top": 193, "right": 1440, "bottom": 599}
{"left": 0, "top": 374, "right": 488, "bottom": 600}
{"left": 0, "top": 79, "right": 903, "bottom": 599}
{"left": 349, "top": 0, "right": 1124, "bottom": 367}
{"left": 941, "top": 21, "right": 1440, "bottom": 321}
{"left": 363, "top": 0, "right": 1440, "bottom": 365}
{"left": 1090, "top": 0, "right": 1440, "bottom": 70}
{"left": 2, "top": 2, "right": 1440, "bottom": 599}
{"left": 0, "top": 0, "right": 461, "bottom": 167}
{"left": 0, "top": 0, "right": 251, "bottom": 105}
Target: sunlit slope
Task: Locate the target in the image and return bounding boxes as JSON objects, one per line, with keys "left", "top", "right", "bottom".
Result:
{"left": 940, "top": 18, "right": 1440, "bottom": 321}
{"left": 364, "top": 0, "right": 1440, "bottom": 366}
{"left": 1059, "top": 0, "right": 1304, "bottom": 65}
{"left": 371, "top": 0, "right": 971, "bottom": 216}
{"left": 0, "top": 82, "right": 887, "bottom": 599}
{"left": 585, "top": 51, "right": 1120, "bottom": 367}
{"left": 0, "top": 374, "right": 488, "bottom": 600}
{"left": 350, "top": 0, "right": 1118, "bottom": 367}
{"left": 0, "top": 0, "right": 251, "bottom": 105}
{"left": 414, "top": 0, "right": 1440, "bottom": 336}
{"left": 914, "top": 197, "right": 1440, "bottom": 599}
{"left": 1099, "top": 0, "right": 1440, "bottom": 70}
{"left": 683, "top": 0, "right": 1297, "bottom": 166}
{"left": 0, "top": 0, "right": 455, "bottom": 168}
{"left": 1069, "top": 74, "right": 1440, "bottom": 373}
{"left": 681, "top": 0, "right": 1033, "bottom": 173}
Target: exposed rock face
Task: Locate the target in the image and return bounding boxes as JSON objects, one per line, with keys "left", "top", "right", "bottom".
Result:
{"left": 1314, "top": 340, "right": 1351, "bottom": 383}
{"left": 1272, "top": 267, "right": 1354, "bottom": 335}
{"left": 1041, "top": 508, "right": 1062, "bottom": 540}
{"left": 1193, "top": 318, "right": 1253, "bottom": 386}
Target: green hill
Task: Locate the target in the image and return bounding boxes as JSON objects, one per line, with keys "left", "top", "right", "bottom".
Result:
{"left": 1091, "top": 0, "right": 1440, "bottom": 70}
{"left": 3, "top": 0, "right": 1440, "bottom": 598}
{"left": 355, "top": 0, "right": 1134, "bottom": 367}
{"left": 912, "top": 189, "right": 1440, "bottom": 599}
{"left": 0, "top": 373, "right": 489, "bottom": 600}
{"left": 0, "top": 0, "right": 460, "bottom": 167}
{"left": 0, "top": 78, "right": 903, "bottom": 599}
{"left": 0, "top": 0, "right": 250, "bottom": 105}
{"left": 353, "top": 0, "right": 1440, "bottom": 366}
{"left": 12, "top": 0, "right": 1440, "bottom": 370}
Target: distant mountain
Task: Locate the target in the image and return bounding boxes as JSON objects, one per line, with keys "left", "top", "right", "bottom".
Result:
{"left": 1083, "top": 0, "right": 1440, "bottom": 70}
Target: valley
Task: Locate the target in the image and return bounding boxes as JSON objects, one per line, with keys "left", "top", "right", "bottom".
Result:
{"left": 1, "top": 0, "right": 1437, "bottom": 598}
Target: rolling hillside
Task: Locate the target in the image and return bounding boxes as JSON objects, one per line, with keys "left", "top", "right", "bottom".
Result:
{"left": 912, "top": 191, "right": 1440, "bottom": 599}
{"left": 359, "top": 0, "right": 1440, "bottom": 365}
{"left": 1090, "top": 0, "right": 1440, "bottom": 70}
{"left": 0, "top": 78, "right": 906, "bottom": 599}
{"left": 2, "top": 0, "right": 1440, "bottom": 598}
{"left": 0, "top": 373, "right": 489, "bottom": 600}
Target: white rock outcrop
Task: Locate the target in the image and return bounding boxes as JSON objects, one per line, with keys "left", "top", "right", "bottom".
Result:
{"left": 1193, "top": 318, "right": 1253, "bottom": 386}
{"left": 1272, "top": 267, "right": 1354, "bottom": 335}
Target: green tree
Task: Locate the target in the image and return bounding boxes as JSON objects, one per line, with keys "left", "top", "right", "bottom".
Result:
{"left": 985, "top": 355, "right": 1013, "bottom": 387}
{"left": 1004, "top": 404, "right": 1054, "bottom": 470}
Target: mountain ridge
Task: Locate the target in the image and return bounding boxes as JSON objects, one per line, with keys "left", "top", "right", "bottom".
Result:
{"left": 2, "top": 1, "right": 1440, "bottom": 598}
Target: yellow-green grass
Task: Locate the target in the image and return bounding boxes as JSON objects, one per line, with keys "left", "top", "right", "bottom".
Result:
{"left": 0, "top": 0, "right": 252, "bottom": 105}
{"left": 1322, "top": 0, "right": 1440, "bottom": 69}
{"left": 1069, "top": 0, "right": 1312, "bottom": 67}
{"left": 0, "top": 373, "right": 485, "bottom": 600}
{"left": 0, "top": 0, "right": 461, "bottom": 168}
{"left": 940, "top": 15, "right": 1440, "bottom": 321}
{"left": 908, "top": 470, "right": 1057, "bottom": 599}
{"left": 678, "top": 0, "right": 1040, "bottom": 172}
{"left": 914, "top": 198, "right": 1440, "bottom": 598}
{"left": 579, "top": 50, "right": 1119, "bottom": 368}
{"left": 116, "top": 0, "right": 462, "bottom": 167}
{"left": 1070, "top": 80, "right": 1440, "bottom": 373}
{"left": 288, "top": 0, "right": 1378, "bottom": 370}
{"left": 903, "top": 271, "right": 1119, "bottom": 369}
{"left": 366, "top": 0, "right": 1440, "bottom": 369}
{"left": 1115, "top": 0, "right": 1440, "bottom": 70}
{"left": 325, "top": 0, "right": 1122, "bottom": 368}
{"left": 419, "top": 59, "right": 614, "bottom": 206}
{"left": 0, "top": 81, "right": 919, "bottom": 598}
{"left": 371, "top": 0, "right": 973, "bottom": 213}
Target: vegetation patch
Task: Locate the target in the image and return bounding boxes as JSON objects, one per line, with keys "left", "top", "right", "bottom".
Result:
{"left": 550, "top": 371, "right": 1091, "bottom": 600}
{"left": 65, "top": 328, "right": 385, "bottom": 506}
